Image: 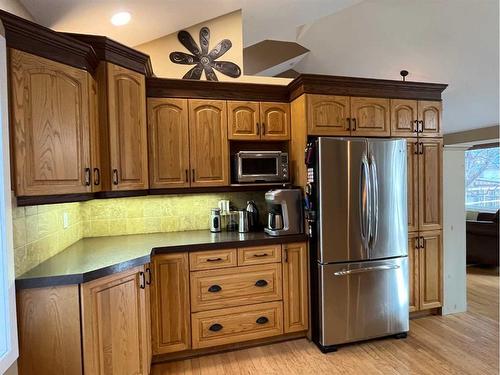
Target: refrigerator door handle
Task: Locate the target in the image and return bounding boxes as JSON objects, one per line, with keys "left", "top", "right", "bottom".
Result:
{"left": 360, "top": 155, "right": 371, "bottom": 253}
{"left": 333, "top": 264, "right": 400, "bottom": 276}
{"left": 368, "top": 154, "right": 379, "bottom": 251}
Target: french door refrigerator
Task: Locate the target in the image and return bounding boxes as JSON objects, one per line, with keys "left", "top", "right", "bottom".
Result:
{"left": 308, "top": 137, "right": 409, "bottom": 352}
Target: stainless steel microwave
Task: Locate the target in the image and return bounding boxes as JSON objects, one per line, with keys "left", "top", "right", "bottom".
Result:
{"left": 233, "top": 151, "right": 289, "bottom": 183}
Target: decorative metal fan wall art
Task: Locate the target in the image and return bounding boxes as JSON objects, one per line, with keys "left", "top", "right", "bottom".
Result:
{"left": 169, "top": 27, "right": 241, "bottom": 81}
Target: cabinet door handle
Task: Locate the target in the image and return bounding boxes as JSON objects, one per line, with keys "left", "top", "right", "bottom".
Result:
{"left": 253, "top": 253, "right": 268, "bottom": 258}
{"left": 262, "top": 123, "right": 266, "bottom": 135}
{"left": 208, "top": 284, "right": 222, "bottom": 293}
{"left": 256, "top": 316, "right": 269, "bottom": 325}
{"left": 352, "top": 118, "right": 357, "bottom": 131}
{"left": 256, "top": 122, "right": 260, "bottom": 135}
{"left": 112, "top": 169, "right": 119, "bottom": 185}
{"left": 93, "top": 168, "right": 100, "bottom": 186}
{"left": 145, "top": 267, "right": 152, "bottom": 285}
{"left": 418, "top": 120, "right": 424, "bottom": 133}
{"left": 419, "top": 142, "right": 424, "bottom": 154}
{"left": 192, "top": 169, "right": 195, "bottom": 182}
{"left": 346, "top": 117, "right": 351, "bottom": 131}
{"left": 415, "top": 237, "right": 419, "bottom": 249}
{"left": 419, "top": 236, "right": 424, "bottom": 249}
{"left": 284, "top": 248, "right": 288, "bottom": 263}
{"left": 84, "top": 168, "right": 91, "bottom": 186}
{"left": 209, "top": 323, "right": 223, "bottom": 332}
{"left": 255, "top": 279, "right": 268, "bottom": 287}
{"left": 206, "top": 257, "right": 223, "bottom": 262}
{"left": 413, "top": 120, "right": 419, "bottom": 133}
{"left": 414, "top": 142, "right": 419, "bottom": 155}
{"left": 185, "top": 169, "right": 189, "bottom": 183}
{"left": 139, "top": 271, "right": 145, "bottom": 289}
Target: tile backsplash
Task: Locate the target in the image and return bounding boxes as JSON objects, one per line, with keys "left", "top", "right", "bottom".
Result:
{"left": 13, "top": 192, "right": 267, "bottom": 276}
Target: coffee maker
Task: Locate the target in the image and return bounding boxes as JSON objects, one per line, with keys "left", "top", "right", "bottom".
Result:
{"left": 264, "top": 188, "right": 303, "bottom": 236}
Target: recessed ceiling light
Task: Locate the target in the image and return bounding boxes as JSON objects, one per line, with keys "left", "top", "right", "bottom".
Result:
{"left": 111, "top": 11, "right": 131, "bottom": 26}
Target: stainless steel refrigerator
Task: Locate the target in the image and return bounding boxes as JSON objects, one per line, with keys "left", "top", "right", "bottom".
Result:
{"left": 310, "top": 137, "right": 409, "bottom": 352}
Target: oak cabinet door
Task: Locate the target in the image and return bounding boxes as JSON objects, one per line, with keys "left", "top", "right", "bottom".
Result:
{"left": 81, "top": 266, "right": 150, "bottom": 375}
{"left": 260, "top": 102, "right": 290, "bottom": 140}
{"left": 89, "top": 77, "right": 102, "bottom": 192}
{"left": 282, "top": 242, "right": 309, "bottom": 333}
{"left": 408, "top": 233, "right": 419, "bottom": 312}
{"left": 406, "top": 139, "right": 419, "bottom": 233}
{"left": 228, "top": 101, "right": 260, "bottom": 140}
{"left": 307, "top": 95, "right": 350, "bottom": 136}
{"left": 10, "top": 49, "right": 91, "bottom": 196}
{"left": 147, "top": 98, "right": 190, "bottom": 189}
{"left": 419, "top": 231, "right": 442, "bottom": 310}
{"left": 391, "top": 99, "right": 418, "bottom": 137}
{"left": 188, "top": 99, "right": 229, "bottom": 187}
{"left": 107, "top": 63, "right": 148, "bottom": 190}
{"left": 150, "top": 253, "right": 191, "bottom": 355}
{"left": 351, "top": 97, "right": 390, "bottom": 136}
{"left": 418, "top": 139, "right": 443, "bottom": 231}
{"left": 418, "top": 101, "right": 442, "bottom": 137}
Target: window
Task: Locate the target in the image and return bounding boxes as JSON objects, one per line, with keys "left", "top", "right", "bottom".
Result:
{"left": 465, "top": 145, "right": 500, "bottom": 212}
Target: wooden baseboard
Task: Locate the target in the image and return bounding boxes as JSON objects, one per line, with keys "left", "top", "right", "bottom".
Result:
{"left": 152, "top": 331, "right": 307, "bottom": 364}
{"left": 410, "top": 307, "right": 442, "bottom": 319}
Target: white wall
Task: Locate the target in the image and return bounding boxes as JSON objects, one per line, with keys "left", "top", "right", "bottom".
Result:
{"left": 295, "top": 0, "right": 499, "bottom": 134}
{"left": 442, "top": 146, "right": 467, "bottom": 314}
{"left": 0, "top": 0, "right": 33, "bottom": 20}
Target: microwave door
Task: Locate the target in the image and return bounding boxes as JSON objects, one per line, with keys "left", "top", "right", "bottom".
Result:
{"left": 238, "top": 154, "right": 280, "bottom": 182}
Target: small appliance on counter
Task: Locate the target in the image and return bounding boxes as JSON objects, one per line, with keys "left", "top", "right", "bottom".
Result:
{"left": 264, "top": 188, "right": 303, "bottom": 236}
{"left": 246, "top": 200, "right": 260, "bottom": 230}
{"left": 233, "top": 151, "right": 289, "bottom": 183}
{"left": 238, "top": 209, "right": 249, "bottom": 233}
{"left": 210, "top": 208, "right": 221, "bottom": 233}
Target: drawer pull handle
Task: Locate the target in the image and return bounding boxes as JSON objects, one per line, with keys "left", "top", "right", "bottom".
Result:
{"left": 256, "top": 316, "right": 269, "bottom": 325}
{"left": 206, "top": 257, "right": 223, "bottom": 262}
{"left": 255, "top": 279, "right": 268, "bottom": 287}
{"left": 208, "top": 285, "right": 222, "bottom": 293}
{"left": 209, "top": 323, "right": 223, "bottom": 332}
{"left": 253, "top": 253, "right": 268, "bottom": 258}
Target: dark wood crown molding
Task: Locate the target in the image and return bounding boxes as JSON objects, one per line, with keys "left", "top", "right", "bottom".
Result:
{"left": 65, "top": 33, "right": 154, "bottom": 76}
{"left": 147, "top": 77, "right": 290, "bottom": 102}
{"left": 0, "top": 10, "right": 99, "bottom": 73}
{"left": 288, "top": 74, "right": 448, "bottom": 101}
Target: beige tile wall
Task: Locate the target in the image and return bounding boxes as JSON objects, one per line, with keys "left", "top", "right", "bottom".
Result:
{"left": 13, "top": 192, "right": 267, "bottom": 276}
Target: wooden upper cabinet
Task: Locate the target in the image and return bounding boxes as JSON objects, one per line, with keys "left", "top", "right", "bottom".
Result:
{"left": 307, "top": 94, "right": 350, "bottom": 136}
{"left": 104, "top": 63, "right": 148, "bottom": 191}
{"left": 408, "top": 232, "right": 419, "bottom": 313}
{"left": 419, "top": 230, "right": 442, "bottom": 310}
{"left": 10, "top": 49, "right": 92, "bottom": 196}
{"left": 418, "top": 101, "right": 442, "bottom": 137}
{"left": 406, "top": 139, "right": 419, "bottom": 233}
{"left": 260, "top": 102, "right": 290, "bottom": 140}
{"left": 351, "top": 97, "right": 390, "bottom": 136}
{"left": 81, "top": 266, "right": 150, "bottom": 375}
{"left": 150, "top": 253, "right": 191, "bottom": 355}
{"left": 282, "top": 242, "right": 308, "bottom": 333}
{"left": 89, "top": 77, "right": 101, "bottom": 192}
{"left": 147, "top": 98, "right": 190, "bottom": 189}
{"left": 188, "top": 99, "right": 229, "bottom": 187}
{"left": 419, "top": 139, "right": 443, "bottom": 231}
{"left": 228, "top": 101, "right": 260, "bottom": 140}
{"left": 391, "top": 99, "right": 418, "bottom": 137}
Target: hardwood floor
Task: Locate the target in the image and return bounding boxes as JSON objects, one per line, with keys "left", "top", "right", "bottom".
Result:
{"left": 152, "top": 267, "right": 499, "bottom": 375}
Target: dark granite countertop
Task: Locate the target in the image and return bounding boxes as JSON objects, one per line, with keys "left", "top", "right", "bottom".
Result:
{"left": 16, "top": 230, "right": 308, "bottom": 289}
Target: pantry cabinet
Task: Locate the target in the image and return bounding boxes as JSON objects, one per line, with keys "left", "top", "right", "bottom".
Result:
{"left": 147, "top": 98, "right": 190, "bottom": 189}
{"left": 189, "top": 99, "right": 229, "bottom": 187}
{"left": 228, "top": 101, "right": 290, "bottom": 140}
{"left": 81, "top": 266, "right": 151, "bottom": 375}
{"left": 98, "top": 62, "right": 148, "bottom": 191}
{"left": 406, "top": 139, "right": 419, "bottom": 233}
{"left": 408, "top": 232, "right": 419, "bottom": 312}
{"left": 10, "top": 49, "right": 92, "bottom": 196}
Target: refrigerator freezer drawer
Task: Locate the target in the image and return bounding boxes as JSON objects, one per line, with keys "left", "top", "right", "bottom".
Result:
{"left": 318, "top": 257, "right": 409, "bottom": 347}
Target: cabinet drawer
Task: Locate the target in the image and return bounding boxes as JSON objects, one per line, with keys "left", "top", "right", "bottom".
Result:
{"left": 237, "top": 245, "right": 282, "bottom": 266}
{"left": 189, "top": 249, "right": 237, "bottom": 271}
{"left": 191, "top": 301, "right": 283, "bottom": 349}
{"left": 190, "top": 263, "right": 282, "bottom": 312}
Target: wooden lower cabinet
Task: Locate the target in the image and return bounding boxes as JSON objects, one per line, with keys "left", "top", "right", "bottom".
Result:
{"left": 81, "top": 266, "right": 151, "bottom": 375}
{"left": 282, "top": 242, "right": 309, "bottom": 333}
{"left": 408, "top": 231, "right": 442, "bottom": 312}
{"left": 150, "top": 253, "right": 191, "bottom": 355}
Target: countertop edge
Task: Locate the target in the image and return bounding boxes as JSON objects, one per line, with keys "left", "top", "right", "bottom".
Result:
{"left": 16, "top": 233, "right": 308, "bottom": 289}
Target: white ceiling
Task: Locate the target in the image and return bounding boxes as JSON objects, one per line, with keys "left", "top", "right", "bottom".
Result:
{"left": 19, "top": 0, "right": 362, "bottom": 47}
